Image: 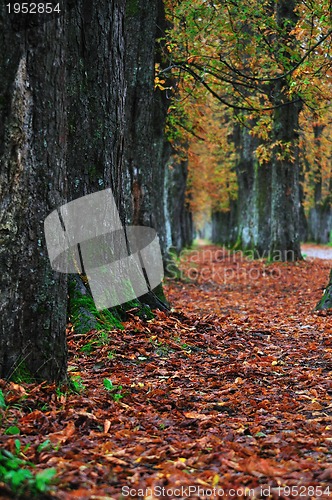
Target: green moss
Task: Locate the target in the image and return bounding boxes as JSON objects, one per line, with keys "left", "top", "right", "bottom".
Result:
{"left": 232, "top": 236, "right": 243, "bottom": 251}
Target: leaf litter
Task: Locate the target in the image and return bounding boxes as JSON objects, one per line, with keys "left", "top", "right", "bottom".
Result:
{"left": 1, "top": 245, "right": 332, "bottom": 499}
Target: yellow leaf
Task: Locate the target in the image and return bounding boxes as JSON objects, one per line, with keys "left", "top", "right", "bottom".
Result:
{"left": 212, "top": 474, "right": 220, "bottom": 486}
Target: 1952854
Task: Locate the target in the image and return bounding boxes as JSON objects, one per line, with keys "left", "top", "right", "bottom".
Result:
{"left": 6, "top": 3, "right": 60, "bottom": 14}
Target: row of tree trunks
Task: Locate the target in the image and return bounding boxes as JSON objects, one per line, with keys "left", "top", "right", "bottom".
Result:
{"left": 0, "top": 0, "right": 192, "bottom": 381}
{"left": 212, "top": 0, "right": 303, "bottom": 262}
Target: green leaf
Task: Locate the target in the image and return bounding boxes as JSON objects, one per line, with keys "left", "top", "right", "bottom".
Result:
{"left": 37, "top": 440, "right": 52, "bottom": 453}
{"left": 103, "top": 378, "right": 114, "bottom": 391}
{"left": 112, "top": 393, "right": 123, "bottom": 402}
{"left": 0, "top": 389, "right": 6, "bottom": 409}
{"left": 14, "top": 440, "right": 21, "bottom": 454}
{"left": 5, "top": 426, "right": 20, "bottom": 435}
{"left": 8, "top": 468, "right": 33, "bottom": 487}
{"left": 35, "top": 468, "right": 57, "bottom": 492}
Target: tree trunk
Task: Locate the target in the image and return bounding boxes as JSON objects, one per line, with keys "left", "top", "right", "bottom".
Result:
{"left": 233, "top": 122, "right": 271, "bottom": 256}
{"left": 270, "top": 91, "right": 302, "bottom": 260}
{"left": 0, "top": 17, "right": 68, "bottom": 381}
{"left": 66, "top": 0, "right": 125, "bottom": 206}
{"left": 166, "top": 155, "right": 193, "bottom": 254}
{"left": 0, "top": 0, "right": 131, "bottom": 378}
{"left": 212, "top": 121, "right": 271, "bottom": 257}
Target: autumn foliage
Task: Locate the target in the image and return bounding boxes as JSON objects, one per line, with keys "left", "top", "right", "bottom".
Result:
{"left": 161, "top": 0, "right": 332, "bottom": 226}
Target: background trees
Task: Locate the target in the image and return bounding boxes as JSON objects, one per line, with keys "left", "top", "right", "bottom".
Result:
{"left": 163, "top": 0, "right": 332, "bottom": 259}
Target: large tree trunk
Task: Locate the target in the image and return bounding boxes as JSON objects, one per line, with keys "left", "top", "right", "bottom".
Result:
{"left": 66, "top": 0, "right": 126, "bottom": 207}
{"left": 0, "top": 0, "right": 131, "bottom": 379}
{"left": 270, "top": 91, "right": 302, "bottom": 260}
{"left": 65, "top": 0, "right": 129, "bottom": 327}
{"left": 123, "top": 0, "right": 172, "bottom": 256}
{"left": 0, "top": 17, "right": 68, "bottom": 381}
{"left": 212, "top": 121, "right": 271, "bottom": 257}
{"left": 269, "top": 0, "right": 302, "bottom": 261}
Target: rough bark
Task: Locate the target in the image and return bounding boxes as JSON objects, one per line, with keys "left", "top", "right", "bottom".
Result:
{"left": 123, "top": 0, "right": 170, "bottom": 251}
{"left": 166, "top": 155, "right": 193, "bottom": 254}
{"left": 0, "top": 16, "right": 68, "bottom": 381}
{"left": 212, "top": 121, "right": 271, "bottom": 257}
{"left": 66, "top": 0, "right": 125, "bottom": 206}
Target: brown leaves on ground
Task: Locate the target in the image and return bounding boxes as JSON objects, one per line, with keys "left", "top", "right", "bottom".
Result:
{"left": 1, "top": 245, "right": 332, "bottom": 499}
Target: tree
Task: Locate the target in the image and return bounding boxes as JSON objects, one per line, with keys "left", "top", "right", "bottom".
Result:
{"left": 302, "top": 109, "right": 332, "bottom": 243}
{"left": 0, "top": 11, "right": 68, "bottom": 381}
{"left": 163, "top": 0, "right": 332, "bottom": 260}
{"left": 124, "top": 0, "right": 170, "bottom": 251}
{"left": 268, "top": 0, "right": 303, "bottom": 260}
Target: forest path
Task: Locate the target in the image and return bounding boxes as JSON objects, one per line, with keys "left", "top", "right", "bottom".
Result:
{"left": 2, "top": 245, "right": 332, "bottom": 498}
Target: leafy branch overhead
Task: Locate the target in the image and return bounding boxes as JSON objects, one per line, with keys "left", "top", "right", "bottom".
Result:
{"left": 162, "top": 0, "right": 332, "bottom": 112}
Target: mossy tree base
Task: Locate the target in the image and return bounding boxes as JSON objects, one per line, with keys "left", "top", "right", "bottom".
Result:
{"left": 68, "top": 276, "right": 123, "bottom": 334}
{"left": 68, "top": 276, "right": 170, "bottom": 334}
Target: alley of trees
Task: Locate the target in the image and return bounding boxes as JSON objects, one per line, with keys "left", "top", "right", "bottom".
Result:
{"left": 165, "top": 0, "right": 332, "bottom": 257}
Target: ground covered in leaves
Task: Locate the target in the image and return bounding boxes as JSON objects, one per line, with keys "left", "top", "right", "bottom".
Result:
{"left": 1, "top": 245, "right": 332, "bottom": 499}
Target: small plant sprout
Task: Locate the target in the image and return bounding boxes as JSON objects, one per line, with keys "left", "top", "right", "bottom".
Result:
{"left": 103, "top": 378, "right": 124, "bottom": 401}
